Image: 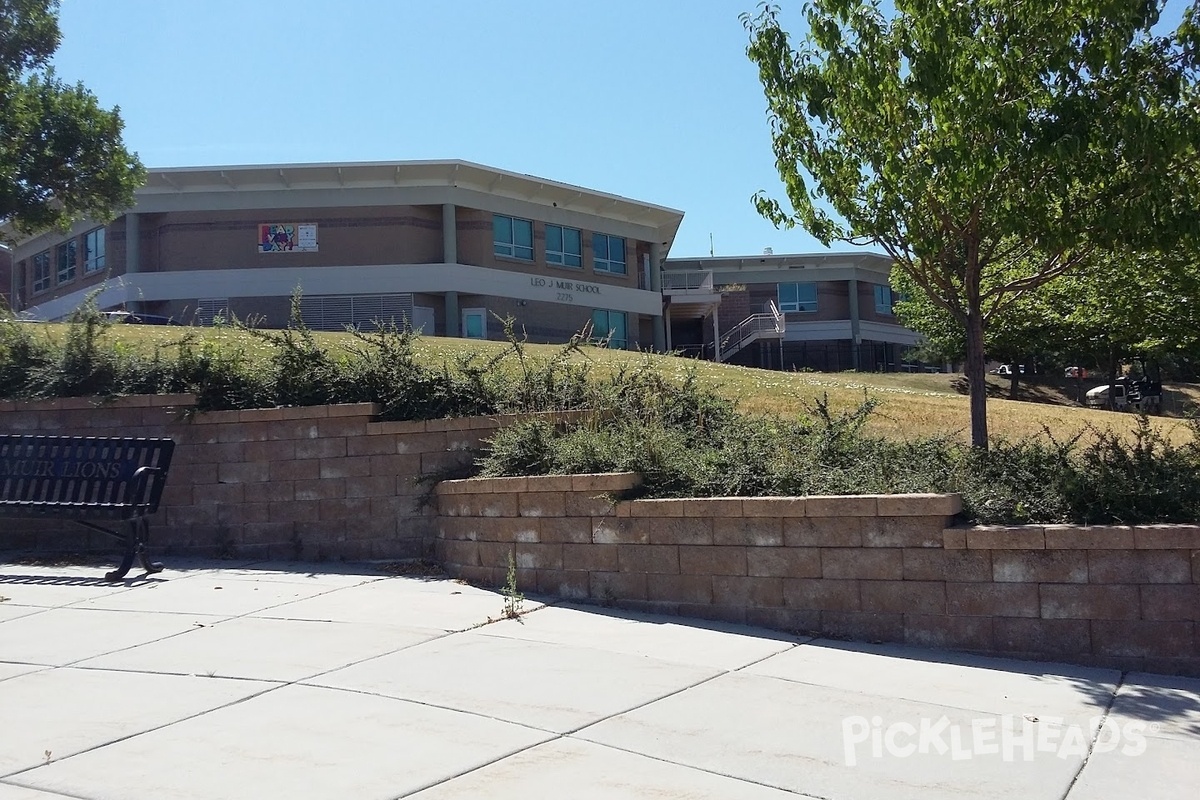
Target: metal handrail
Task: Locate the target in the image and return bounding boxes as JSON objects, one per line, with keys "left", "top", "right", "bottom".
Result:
{"left": 768, "top": 299, "right": 785, "bottom": 334}
{"left": 662, "top": 271, "right": 714, "bottom": 292}
{"left": 720, "top": 311, "right": 785, "bottom": 360}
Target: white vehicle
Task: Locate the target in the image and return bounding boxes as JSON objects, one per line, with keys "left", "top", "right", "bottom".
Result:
{"left": 1084, "top": 378, "right": 1162, "bottom": 412}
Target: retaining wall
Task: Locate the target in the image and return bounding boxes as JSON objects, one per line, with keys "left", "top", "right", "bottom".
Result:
{"left": 1, "top": 396, "right": 577, "bottom": 561}
{"left": 436, "top": 473, "right": 1200, "bottom": 676}
{"left": 5, "top": 397, "right": 1199, "bottom": 675}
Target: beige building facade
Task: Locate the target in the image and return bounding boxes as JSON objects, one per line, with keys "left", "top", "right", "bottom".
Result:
{"left": 1, "top": 161, "right": 682, "bottom": 350}
{"left": 0, "top": 160, "right": 923, "bottom": 370}
{"left": 663, "top": 252, "right": 924, "bottom": 371}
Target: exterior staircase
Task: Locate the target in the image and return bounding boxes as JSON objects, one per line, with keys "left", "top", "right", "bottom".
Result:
{"left": 719, "top": 301, "right": 785, "bottom": 362}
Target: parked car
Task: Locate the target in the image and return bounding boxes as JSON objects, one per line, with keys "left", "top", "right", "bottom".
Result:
{"left": 990, "top": 364, "right": 1026, "bottom": 377}
{"left": 1064, "top": 366, "right": 1089, "bottom": 379}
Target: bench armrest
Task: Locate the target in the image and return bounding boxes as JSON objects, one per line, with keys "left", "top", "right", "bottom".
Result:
{"left": 130, "top": 465, "right": 168, "bottom": 513}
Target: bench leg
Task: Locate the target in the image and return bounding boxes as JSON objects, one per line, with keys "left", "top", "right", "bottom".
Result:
{"left": 136, "top": 517, "right": 164, "bottom": 575}
{"left": 104, "top": 519, "right": 163, "bottom": 581}
{"left": 105, "top": 521, "right": 138, "bottom": 581}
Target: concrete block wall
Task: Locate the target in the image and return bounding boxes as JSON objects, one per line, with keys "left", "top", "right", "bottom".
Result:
{"left": 5, "top": 396, "right": 1198, "bottom": 675}
{"left": 1, "top": 395, "right": 584, "bottom": 562}
{"left": 436, "top": 474, "right": 1200, "bottom": 676}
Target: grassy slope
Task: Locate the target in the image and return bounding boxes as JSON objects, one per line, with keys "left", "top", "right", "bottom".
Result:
{"left": 23, "top": 322, "right": 1198, "bottom": 444}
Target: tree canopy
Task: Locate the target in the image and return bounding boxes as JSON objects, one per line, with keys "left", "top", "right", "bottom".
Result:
{"left": 894, "top": 247, "right": 1200, "bottom": 391}
{"left": 0, "top": 0, "right": 144, "bottom": 237}
{"left": 744, "top": 0, "right": 1200, "bottom": 447}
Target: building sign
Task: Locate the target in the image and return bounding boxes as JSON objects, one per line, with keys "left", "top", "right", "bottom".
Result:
{"left": 259, "top": 223, "right": 318, "bottom": 253}
{"left": 529, "top": 276, "right": 602, "bottom": 305}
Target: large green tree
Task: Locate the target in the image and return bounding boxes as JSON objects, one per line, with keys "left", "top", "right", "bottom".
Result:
{"left": 744, "top": 0, "right": 1200, "bottom": 447}
{"left": 0, "top": 0, "right": 143, "bottom": 237}
{"left": 895, "top": 248, "right": 1200, "bottom": 401}
{"left": 892, "top": 259, "right": 1065, "bottom": 398}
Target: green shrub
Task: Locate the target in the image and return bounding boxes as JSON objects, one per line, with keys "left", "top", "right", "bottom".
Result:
{"left": 478, "top": 382, "right": 1200, "bottom": 526}
{"left": 3, "top": 298, "right": 1198, "bottom": 526}
{"left": 168, "top": 330, "right": 274, "bottom": 411}
{"left": 0, "top": 313, "right": 56, "bottom": 398}
{"left": 1065, "top": 418, "right": 1200, "bottom": 524}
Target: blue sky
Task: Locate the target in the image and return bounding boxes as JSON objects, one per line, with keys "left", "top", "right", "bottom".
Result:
{"left": 50, "top": 1, "right": 1196, "bottom": 259}
{"left": 51, "top": 0, "right": 816, "bottom": 258}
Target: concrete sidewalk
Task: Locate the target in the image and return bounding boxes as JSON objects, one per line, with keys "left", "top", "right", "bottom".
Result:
{"left": 0, "top": 559, "right": 1196, "bottom": 799}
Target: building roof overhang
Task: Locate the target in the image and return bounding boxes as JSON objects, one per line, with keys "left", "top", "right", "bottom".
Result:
{"left": 4, "top": 160, "right": 686, "bottom": 255}
{"left": 664, "top": 251, "right": 896, "bottom": 283}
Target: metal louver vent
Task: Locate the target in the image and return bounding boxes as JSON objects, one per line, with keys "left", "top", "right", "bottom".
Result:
{"left": 196, "top": 298, "right": 231, "bottom": 326}
{"left": 299, "top": 294, "right": 415, "bottom": 331}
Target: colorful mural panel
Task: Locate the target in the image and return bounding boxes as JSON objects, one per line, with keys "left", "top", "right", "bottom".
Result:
{"left": 259, "top": 223, "right": 318, "bottom": 252}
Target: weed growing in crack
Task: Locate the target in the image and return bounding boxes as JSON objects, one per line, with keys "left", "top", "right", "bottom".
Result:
{"left": 502, "top": 550, "right": 524, "bottom": 619}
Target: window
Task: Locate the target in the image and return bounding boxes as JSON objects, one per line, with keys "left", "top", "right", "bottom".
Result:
{"left": 592, "top": 233, "right": 626, "bottom": 274}
{"left": 874, "top": 284, "right": 896, "bottom": 314}
{"left": 84, "top": 228, "right": 106, "bottom": 274}
{"left": 545, "top": 224, "right": 582, "bottom": 268}
{"left": 493, "top": 214, "right": 533, "bottom": 260}
{"left": 32, "top": 250, "right": 51, "bottom": 294}
{"left": 591, "top": 309, "right": 627, "bottom": 349}
{"left": 778, "top": 282, "right": 817, "bottom": 312}
{"left": 56, "top": 240, "right": 77, "bottom": 285}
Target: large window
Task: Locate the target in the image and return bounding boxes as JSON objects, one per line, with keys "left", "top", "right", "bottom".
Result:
{"left": 84, "top": 228, "right": 106, "bottom": 274}
{"left": 874, "top": 284, "right": 895, "bottom": 315}
{"left": 545, "top": 224, "right": 582, "bottom": 268}
{"left": 778, "top": 282, "right": 817, "bottom": 312}
{"left": 32, "top": 250, "right": 51, "bottom": 294}
{"left": 591, "top": 309, "right": 627, "bottom": 349}
{"left": 56, "top": 240, "right": 77, "bottom": 285}
{"left": 592, "top": 233, "right": 626, "bottom": 274}
{"left": 493, "top": 214, "right": 533, "bottom": 260}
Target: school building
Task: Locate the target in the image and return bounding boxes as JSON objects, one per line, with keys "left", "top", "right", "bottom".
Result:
{"left": 663, "top": 252, "right": 923, "bottom": 372}
{"left": 0, "top": 160, "right": 921, "bottom": 370}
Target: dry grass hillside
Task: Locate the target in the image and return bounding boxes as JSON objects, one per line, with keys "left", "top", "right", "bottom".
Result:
{"left": 17, "top": 321, "right": 1199, "bottom": 445}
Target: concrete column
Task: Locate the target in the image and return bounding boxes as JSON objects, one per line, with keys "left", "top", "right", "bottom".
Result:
{"left": 125, "top": 213, "right": 141, "bottom": 312}
{"left": 848, "top": 278, "right": 861, "bottom": 371}
{"left": 442, "top": 204, "right": 460, "bottom": 337}
{"left": 650, "top": 242, "right": 666, "bottom": 351}
{"left": 712, "top": 309, "right": 721, "bottom": 362}
{"left": 125, "top": 213, "right": 140, "bottom": 275}
{"left": 445, "top": 291, "right": 460, "bottom": 338}
{"left": 442, "top": 203, "right": 457, "bottom": 264}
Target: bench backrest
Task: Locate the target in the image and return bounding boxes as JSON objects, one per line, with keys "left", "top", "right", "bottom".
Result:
{"left": 0, "top": 435, "right": 175, "bottom": 510}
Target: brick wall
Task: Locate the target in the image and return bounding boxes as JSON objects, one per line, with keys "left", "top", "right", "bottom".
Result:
{"left": 1, "top": 396, "right": 581, "bottom": 562}
{"left": 436, "top": 474, "right": 1200, "bottom": 677}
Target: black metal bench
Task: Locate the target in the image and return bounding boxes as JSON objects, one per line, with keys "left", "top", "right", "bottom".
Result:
{"left": 0, "top": 435, "right": 175, "bottom": 581}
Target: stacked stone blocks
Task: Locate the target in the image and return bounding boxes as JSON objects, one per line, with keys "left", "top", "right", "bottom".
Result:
{"left": 437, "top": 473, "right": 1200, "bottom": 676}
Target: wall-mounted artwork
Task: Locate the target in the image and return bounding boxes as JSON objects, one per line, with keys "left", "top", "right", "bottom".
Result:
{"left": 259, "top": 223, "right": 318, "bottom": 252}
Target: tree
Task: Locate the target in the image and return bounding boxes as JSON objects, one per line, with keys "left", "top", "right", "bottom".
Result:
{"left": 895, "top": 248, "right": 1200, "bottom": 401}
{"left": 893, "top": 262, "right": 1066, "bottom": 399}
{"left": 1037, "top": 248, "right": 1200, "bottom": 387}
{"left": 0, "top": 0, "right": 144, "bottom": 237}
{"left": 743, "top": 0, "right": 1200, "bottom": 447}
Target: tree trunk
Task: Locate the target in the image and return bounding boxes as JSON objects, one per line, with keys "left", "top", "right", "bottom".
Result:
{"left": 965, "top": 309, "right": 989, "bottom": 448}
{"left": 1008, "top": 365, "right": 1019, "bottom": 400}
{"left": 1106, "top": 343, "right": 1119, "bottom": 411}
